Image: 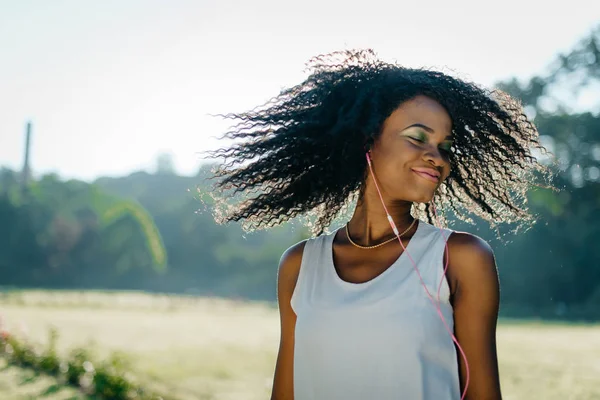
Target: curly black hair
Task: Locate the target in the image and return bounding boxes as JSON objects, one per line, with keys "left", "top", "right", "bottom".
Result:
{"left": 202, "top": 49, "right": 555, "bottom": 237}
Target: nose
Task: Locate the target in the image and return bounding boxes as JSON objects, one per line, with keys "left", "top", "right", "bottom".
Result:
{"left": 423, "top": 145, "right": 447, "bottom": 167}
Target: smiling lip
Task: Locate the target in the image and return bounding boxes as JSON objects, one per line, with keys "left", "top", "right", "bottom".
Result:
{"left": 412, "top": 168, "right": 440, "bottom": 183}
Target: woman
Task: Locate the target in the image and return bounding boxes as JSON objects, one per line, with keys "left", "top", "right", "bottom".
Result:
{"left": 205, "top": 50, "right": 552, "bottom": 400}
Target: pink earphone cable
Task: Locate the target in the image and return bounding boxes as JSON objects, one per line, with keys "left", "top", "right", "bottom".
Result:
{"left": 365, "top": 152, "right": 470, "bottom": 400}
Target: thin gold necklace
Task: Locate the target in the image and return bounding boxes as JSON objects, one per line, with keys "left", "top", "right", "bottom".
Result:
{"left": 345, "top": 218, "right": 417, "bottom": 250}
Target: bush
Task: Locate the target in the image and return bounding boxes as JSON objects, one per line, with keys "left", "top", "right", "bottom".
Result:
{"left": 0, "top": 326, "right": 168, "bottom": 400}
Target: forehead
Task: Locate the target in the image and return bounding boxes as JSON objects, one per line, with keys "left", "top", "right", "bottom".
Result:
{"left": 383, "top": 95, "right": 453, "bottom": 135}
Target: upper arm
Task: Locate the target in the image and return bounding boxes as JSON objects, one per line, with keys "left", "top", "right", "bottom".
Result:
{"left": 447, "top": 232, "right": 502, "bottom": 400}
{"left": 270, "top": 240, "right": 306, "bottom": 400}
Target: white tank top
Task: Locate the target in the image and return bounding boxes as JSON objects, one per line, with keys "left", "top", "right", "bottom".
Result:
{"left": 290, "top": 220, "right": 461, "bottom": 400}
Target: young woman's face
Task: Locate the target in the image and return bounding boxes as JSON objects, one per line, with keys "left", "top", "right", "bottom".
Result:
{"left": 368, "top": 95, "right": 453, "bottom": 204}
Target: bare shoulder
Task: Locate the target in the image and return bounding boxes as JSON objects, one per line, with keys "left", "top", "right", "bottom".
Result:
{"left": 447, "top": 230, "right": 494, "bottom": 256}
{"left": 446, "top": 231, "right": 498, "bottom": 295}
{"left": 446, "top": 231, "right": 502, "bottom": 399}
{"left": 271, "top": 239, "right": 309, "bottom": 399}
{"left": 277, "top": 240, "right": 309, "bottom": 292}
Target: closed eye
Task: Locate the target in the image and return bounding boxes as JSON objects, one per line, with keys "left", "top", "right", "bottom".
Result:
{"left": 408, "top": 136, "right": 453, "bottom": 156}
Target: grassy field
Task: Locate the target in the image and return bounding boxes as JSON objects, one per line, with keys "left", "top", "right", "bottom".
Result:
{"left": 0, "top": 290, "right": 599, "bottom": 400}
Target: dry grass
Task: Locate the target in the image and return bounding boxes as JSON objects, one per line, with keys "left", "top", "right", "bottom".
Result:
{"left": 497, "top": 322, "right": 600, "bottom": 400}
{"left": 1, "top": 290, "right": 599, "bottom": 400}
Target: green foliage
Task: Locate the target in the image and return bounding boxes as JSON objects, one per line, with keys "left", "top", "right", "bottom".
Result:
{"left": 94, "top": 166, "right": 311, "bottom": 298}
{"left": 0, "top": 327, "right": 167, "bottom": 400}
{"left": 103, "top": 202, "right": 167, "bottom": 271}
{"left": 38, "top": 327, "right": 60, "bottom": 375}
{"left": 65, "top": 347, "right": 92, "bottom": 387}
{"left": 488, "top": 24, "right": 600, "bottom": 320}
{"left": 0, "top": 173, "right": 166, "bottom": 288}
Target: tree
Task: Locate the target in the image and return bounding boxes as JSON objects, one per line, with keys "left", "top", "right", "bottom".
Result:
{"left": 492, "top": 24, "right": 600, "bottom": 319}
{"left": 155, "top": 153, "right": 176, "bottom": 175}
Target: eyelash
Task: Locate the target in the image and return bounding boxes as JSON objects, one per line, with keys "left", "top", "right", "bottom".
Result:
{"left": 408, "top": 136, "right": 453, "bottom": 155}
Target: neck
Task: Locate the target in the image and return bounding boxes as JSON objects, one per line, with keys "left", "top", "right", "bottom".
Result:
{"left": 347, "top": 188, "right": 415, "bottom": 246}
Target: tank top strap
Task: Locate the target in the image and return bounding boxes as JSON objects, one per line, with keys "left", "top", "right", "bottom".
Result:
{"left": 415, "top": 222, "right": 455, "bottom": 305}
{"left": 290, "top": 231, "right": 335, "bottom": 314}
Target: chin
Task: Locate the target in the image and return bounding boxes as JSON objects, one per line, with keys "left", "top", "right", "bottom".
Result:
{"left": 414, "top": 195, "right": 435, "bottom": 204}
{"left": 405, "top": 188, "right": 436, "bottom": 204}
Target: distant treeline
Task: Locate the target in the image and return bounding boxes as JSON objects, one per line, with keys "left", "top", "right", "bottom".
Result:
{"left": 0, "top": 165, "right": 305, "bottom": 300}
{"left": 1, "top": 26, "right": 599, "bottom": 320}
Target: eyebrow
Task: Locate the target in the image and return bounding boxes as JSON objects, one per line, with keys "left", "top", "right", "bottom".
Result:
{"left": 403, "top": 123, "right": 453, "bottom": 141}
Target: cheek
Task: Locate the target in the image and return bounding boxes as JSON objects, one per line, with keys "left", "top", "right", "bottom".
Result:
{"left": 377, "top": 145, "right": 418, "bottom": 178}
{"left": 443, "top": 163, "right": 452, "bottom": 180}
{"left": 381, "top": 160, "right": 418, "bottom": 187}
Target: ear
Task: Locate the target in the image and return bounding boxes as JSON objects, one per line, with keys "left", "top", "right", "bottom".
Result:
{"left": 363, "top": 135, "right": 375, "bottom": 153}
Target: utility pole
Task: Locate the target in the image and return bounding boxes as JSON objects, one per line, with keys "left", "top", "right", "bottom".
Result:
{"left": 22, "top": 121, "right": 32, "bottom": 189}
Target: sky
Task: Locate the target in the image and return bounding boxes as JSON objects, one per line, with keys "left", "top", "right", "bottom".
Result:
{"left": 1, "top": 0, "right": 599, "bottom": 181}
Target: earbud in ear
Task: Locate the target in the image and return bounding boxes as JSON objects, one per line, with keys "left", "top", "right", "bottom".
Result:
{"left": 363, "top": 135, "right": 374, "bottom": 154}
